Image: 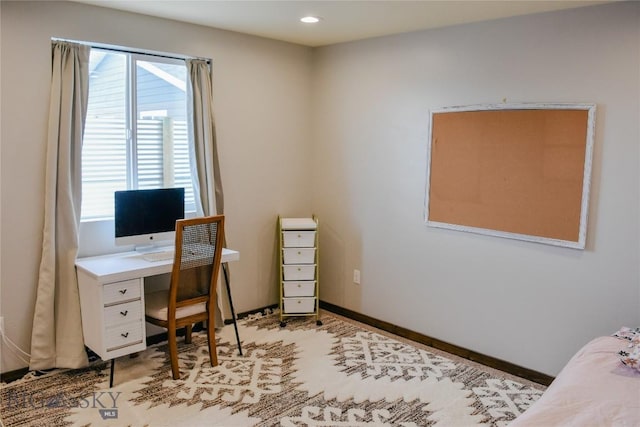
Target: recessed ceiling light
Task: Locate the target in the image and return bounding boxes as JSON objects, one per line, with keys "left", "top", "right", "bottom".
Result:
{"left": 300, "top": 16, "right": 320, "bottom": 24}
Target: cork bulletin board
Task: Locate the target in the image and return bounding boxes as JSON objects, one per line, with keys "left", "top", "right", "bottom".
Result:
{"left": 424, "top": 103, "right": 596, "bottom": 249}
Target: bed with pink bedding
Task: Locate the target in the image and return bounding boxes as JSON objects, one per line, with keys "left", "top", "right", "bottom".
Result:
{"left": 510, "top": 334, "right": 640, "bottom": 426}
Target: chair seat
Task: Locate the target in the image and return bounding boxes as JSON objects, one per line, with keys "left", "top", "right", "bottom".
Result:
{"left": 145, "top": 290, "right": 206, "bottom": 321}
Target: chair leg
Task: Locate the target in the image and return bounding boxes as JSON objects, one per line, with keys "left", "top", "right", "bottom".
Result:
{"left": 168, "top": 326, "right": 180, "bottom": 380}
{"left": 185, "top": 324, "right": 193, "bottom": 344}
{"left": 207, "top": 316, "right": 218, "bottom": 367}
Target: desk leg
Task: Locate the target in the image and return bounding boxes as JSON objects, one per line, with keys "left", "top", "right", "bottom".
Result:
{"left": 109, "top": 359, "right": 115, "bottom": 388}
{"left": 223, "top": 263, "right": 243, "bottom": 356}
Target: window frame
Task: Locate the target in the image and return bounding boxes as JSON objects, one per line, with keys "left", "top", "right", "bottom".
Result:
{"left": 81, "top": 48, "right": 194, "bottom": 222}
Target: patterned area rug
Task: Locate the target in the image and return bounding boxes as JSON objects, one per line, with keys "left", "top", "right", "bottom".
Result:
{"left": 0, "top": 311, "right": 545, "bottom": 426}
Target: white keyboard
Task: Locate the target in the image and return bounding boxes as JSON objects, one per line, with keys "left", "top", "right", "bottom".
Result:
{"left": 142, "top": 250, "right": 174, "bottom": 262}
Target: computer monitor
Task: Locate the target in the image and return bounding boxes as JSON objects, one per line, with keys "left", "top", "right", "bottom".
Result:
{"left": 114, "top": 187, "right": 185, "bottom": 250}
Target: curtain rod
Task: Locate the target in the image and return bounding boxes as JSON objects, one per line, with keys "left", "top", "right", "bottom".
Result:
{"left": 51, "top": 38, "right": 211, "bottom": 64}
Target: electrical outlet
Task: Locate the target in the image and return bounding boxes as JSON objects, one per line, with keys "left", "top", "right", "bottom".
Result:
{"left": 353, "top": 269, "right": 361, "bottom": 285}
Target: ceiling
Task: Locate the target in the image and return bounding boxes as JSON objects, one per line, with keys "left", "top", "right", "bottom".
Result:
{"left": 72, "top": 0, "right": 612, "bottom": 47}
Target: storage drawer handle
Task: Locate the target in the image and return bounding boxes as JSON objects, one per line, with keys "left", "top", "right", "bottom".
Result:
{"left": 121, "top": 332, "right": 129, "bottom": 338}
{"left": 119, "top": 289, "right": 127, "bottom": 295}
{"left": 120, "top": 310, "right": 128, "bottom": 316}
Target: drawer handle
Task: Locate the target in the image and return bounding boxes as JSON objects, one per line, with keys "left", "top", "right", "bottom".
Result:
{"left": 297, "top": 284, "right": 301, "bottom": 288}
{"left": 297, "top": 234, "right": 301, "bottom": 238}
{"left": 121, "top": 332, "right": 129, "bottom": 338}
{"left": 297, "top": 300, "right": 301, "bottom": 304}
{"left": 297, "top": 267, "right": 301, "bottom": 271}
{"left": 119, "top": 289, "right": 127, "bottom": 295}
{"left": 120, "top": 310, "right": 128, "bottom": 316}
{"left": 297, "top": 251, "right": 301, "bottom": 255}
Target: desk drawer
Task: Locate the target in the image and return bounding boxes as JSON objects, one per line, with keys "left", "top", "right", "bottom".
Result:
{"left": 282, "top": 231, "right": 315, "bottom": 248}
{"left": 283, "top": 297, "right": 316, "bottom": 314}
{"left": 103, "top": 279, "right": 141, "bottom": 306}
{"left": 104, "top": 300, "right": 142, "bottom": 327}
{"left": 106, "top": 322, "right": 143, "bottom": 351}
{"left": 283, "top": 281, "right": 315, "bottom": 297}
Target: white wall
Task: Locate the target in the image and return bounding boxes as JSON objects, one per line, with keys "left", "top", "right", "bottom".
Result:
{"left": 0, "top": 1, "right": 312, "bottom": 373}
{"left": 311, "top": 2, "right": 639, "bottom": 375}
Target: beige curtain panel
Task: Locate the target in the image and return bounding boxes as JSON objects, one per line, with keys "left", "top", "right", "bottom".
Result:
{"left": 186, "top": 59, "right": 228, "bottom": 324}
{"left": 30, "top": 41, "right": 90, "bottom": 370}
{"left": 186, "top": 59, "right": 224, "bottom": 217}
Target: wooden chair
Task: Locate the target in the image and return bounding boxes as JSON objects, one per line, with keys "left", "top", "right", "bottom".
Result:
{"left": 145, "top": 215, "right": 224, "bottom": 380}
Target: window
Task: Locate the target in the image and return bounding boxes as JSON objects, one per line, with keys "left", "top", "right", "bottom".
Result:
{"left": 81, "top": 49, "right": 195, "bottom": 220}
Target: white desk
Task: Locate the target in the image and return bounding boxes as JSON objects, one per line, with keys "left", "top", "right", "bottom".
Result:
{"left": 76, "top": 248, "right": 239, "bottom": 363}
